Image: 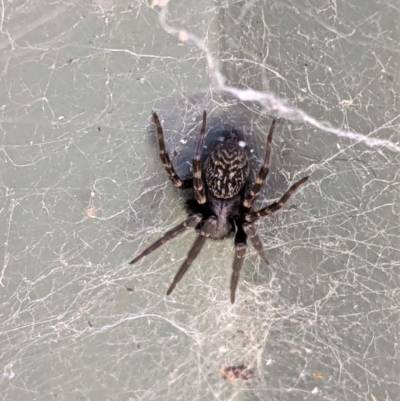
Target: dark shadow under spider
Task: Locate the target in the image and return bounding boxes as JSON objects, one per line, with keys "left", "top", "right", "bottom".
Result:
{"left": 129, "top": 111, "right": 309, "bottom": 303}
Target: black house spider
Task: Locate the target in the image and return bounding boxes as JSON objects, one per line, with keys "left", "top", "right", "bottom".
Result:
{"left": 129, "top": 111, "right": 308, "bottom": 303}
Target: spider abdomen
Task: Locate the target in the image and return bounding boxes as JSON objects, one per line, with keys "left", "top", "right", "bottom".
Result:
{"left": 203, "top": 143, "right": 249, "bottom": 199}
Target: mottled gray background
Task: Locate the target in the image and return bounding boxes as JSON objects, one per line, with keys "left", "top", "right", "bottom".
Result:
{"left": 0, "top": 1, "right": 399, "bottom": 400}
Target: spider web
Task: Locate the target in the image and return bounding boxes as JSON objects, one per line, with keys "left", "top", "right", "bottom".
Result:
{"left": 0, "top": 1, "right": 399, "bottom": 400}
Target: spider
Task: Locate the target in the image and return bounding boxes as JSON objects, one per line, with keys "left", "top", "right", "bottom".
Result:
{"left": 129, "top": 111, "right": 308, "bottom": 303}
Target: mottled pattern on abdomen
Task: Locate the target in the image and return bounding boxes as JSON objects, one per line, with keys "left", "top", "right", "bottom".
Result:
{"left": 203, "top": 144, "right": 249, "bottom": 199}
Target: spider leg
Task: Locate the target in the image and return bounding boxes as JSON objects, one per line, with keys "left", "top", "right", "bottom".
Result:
{"left": 129, "top": 213, "right": 202, "bottom": 265}
{"left": 243, "top": 222, "right": 269, "bottom": 265}
{"left": 242, "top": 119, "right": 276, "bottom": 210}
{"left": 192, "top": 111, "right": 207, "bottom": 204}
{"left": 245, "top": 176, "right": 309, "bottom": 223}
{"left": 230, "top": 224, "right": 248, "bottom": 303}
{"left": 166, "top": 215, "right": 216, "bottom": 296}
{"left": 153, "top": 112, "right": 192, "bottom": 190}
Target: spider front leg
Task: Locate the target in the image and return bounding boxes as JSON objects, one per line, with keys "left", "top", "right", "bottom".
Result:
{"left": 230, "top": 223, "right": 248, "bottom": 304}
{"left": 243, "top": 223, "right": 269, "bottom": 265}
{"left": 129, "top": 213, "right": 202, "bottom": 264}
{"left": 153, "top": 112, "right": 192, "bottom": 190}
{"left": 166, "top": 215, "right": 217, "bottom": 296}
{"left": 231, "top": 222, "right": 272, "bottom": 302}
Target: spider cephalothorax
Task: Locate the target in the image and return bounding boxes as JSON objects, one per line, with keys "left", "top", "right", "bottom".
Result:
{"left": 129, "top": 111, "right": 308, "bottom": 303}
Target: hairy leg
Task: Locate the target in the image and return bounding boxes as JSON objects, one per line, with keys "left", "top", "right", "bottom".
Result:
{"left": 230, "top": 223, "right": 247, "bottom": 303}
{"left": 129, "top": 213, "right": 202, "bottom": 265}
{"left": 192, "top": 111, "right": 208, "bottom": 204}
{"left": 153, "top": 112, "right": 192, "bottom": 189}
{"left": 245, "top": 177, "right": 309, "bottom": 222}
{"left": 243, "top": 222, "right": 269, "bottom": 265}
{"left": 242, "top": 119, "right": 276, "bottom": 210}
{"left": 166, "top": 215, "right": 217, "bottom": 296}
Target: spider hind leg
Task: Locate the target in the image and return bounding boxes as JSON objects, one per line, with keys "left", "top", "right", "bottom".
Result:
{"left": 153, "top": 112, "right": 192, "bottom": 190}
{"left": 192, "top": 111, "right": 208, "bottom": 204}
{"left": 242, "top": 118, "right": 276, "bottom": 210}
